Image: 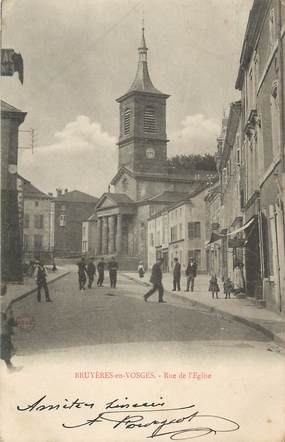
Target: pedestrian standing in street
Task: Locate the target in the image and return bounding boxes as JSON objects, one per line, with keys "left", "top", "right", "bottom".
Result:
{"left": 172, "top": 257, "right": 181, "bottom": 291}
{"left": 97, "top": 257, "right": 105, "bottom": 287}
{"left": 185, "top": 258, "right": 197, "bottom": 292}
{"left": 144, "top": 258, "right": 166, "bottom": 303}
{"left": 0, "top": 286, "right": 21, "bottom": 372}
{"left": 34, "top": 259, "right": 53, "bottom": 302}
{"left": 209, "top": 274, "right": 220, "bottom": 299}
{"left": 223, "top": 277, "right": 233, "bottom": 299}
{"left": 77, "top": 257, "right": 87, "bottom": 291}
{"left": 86, "top": 258, "right": 96, "bottom": 289}
{"left": 233, "top": 262, "right": 244, "bottom": 294}
{"left": 138, "top": 261, "right": 145, "bottom": 278}
{"left": 108, "top": 256, "right": 118, "bottom": 288}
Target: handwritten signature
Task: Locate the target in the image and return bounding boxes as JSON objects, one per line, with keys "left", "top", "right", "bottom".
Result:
{"left": 17, "top": 396, "right": 240, "bottom": 440}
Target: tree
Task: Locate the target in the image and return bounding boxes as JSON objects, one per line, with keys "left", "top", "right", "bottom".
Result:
{"left": 167, "top": 154, "right": 217, "bottom": 171}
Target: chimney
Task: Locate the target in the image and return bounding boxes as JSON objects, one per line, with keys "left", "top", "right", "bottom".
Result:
{"left": 48, "top": 192, "right": 53, "bottom": 197}
{"left": 64, "top": 188, "right": 68, "bottom": 194}
{"left": 56, "top": 188, "right": 62, "bottom": 197}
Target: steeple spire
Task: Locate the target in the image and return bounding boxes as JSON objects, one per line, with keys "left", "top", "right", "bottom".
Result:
{"left": 139, "top": 25, "right": 148, "bottom": 62}
{"left": 126, "top": 26, "right": 163, "bottom": 95}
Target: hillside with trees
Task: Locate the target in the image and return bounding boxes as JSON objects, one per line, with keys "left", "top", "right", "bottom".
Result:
{"left": 167, "top": 154, "right": 217, "bottom": 171}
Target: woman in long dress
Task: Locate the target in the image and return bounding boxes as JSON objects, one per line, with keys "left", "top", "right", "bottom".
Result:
{"left": 233, "top": 264, "right": 244, "bottom": 293}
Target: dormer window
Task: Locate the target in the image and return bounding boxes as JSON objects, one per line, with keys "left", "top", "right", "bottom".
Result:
{"left": 124, "top": 108, "right": 131, "bottom": 135}
{"left": 144, "top": 106, "right": 156, "bottom": 133}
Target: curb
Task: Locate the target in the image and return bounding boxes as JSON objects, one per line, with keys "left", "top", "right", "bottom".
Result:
{"left": 9, "top": 271, "right": 71, "bottom": 308}
{"left": 121, "top": 273, "right": 285, "bottom": 349}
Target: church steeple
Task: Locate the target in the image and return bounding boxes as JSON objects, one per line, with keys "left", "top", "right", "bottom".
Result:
{"left": 127, "top": 27, "right": 163, "bottom": 95}
{"left": 116, "top": 26, "right": 169, "bottom": 175}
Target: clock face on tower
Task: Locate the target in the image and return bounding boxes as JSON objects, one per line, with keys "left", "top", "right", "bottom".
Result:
{"left": 146, "top": 147, "right": 155, "bottom": 159}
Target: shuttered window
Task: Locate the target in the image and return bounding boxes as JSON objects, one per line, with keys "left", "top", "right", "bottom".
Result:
{"left": 124, "top": 108, "right": 131, "bottom": 135}
{"left": 144, "top": 106, "right": 156, "bottom": 133}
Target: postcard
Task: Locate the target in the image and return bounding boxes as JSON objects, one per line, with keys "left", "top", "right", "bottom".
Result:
{"left": 1, "top": 0, "right": 285, "bottom": 441}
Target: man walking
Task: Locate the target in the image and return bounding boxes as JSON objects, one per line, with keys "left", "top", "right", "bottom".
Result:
{"left": 77, "top": 257, "right": 87, "bottom": 291}
{"left": 172, "top": 257, "right": 181, "bottom": 291}
{"left": 108, "top": 256, "right": 118, "bottom": 288}
{"left": 34, "top": 259, "right": 52, "bottom": 302}
{"left": 86, "top": 258, "right": 96, "bottom": 289}
{"left": 144, "top": 258, "right": 166, "bottom": 303}
{"left": 97, "top": 257, "right": 105, "bottom": 287}
{"left": 185, "top": 258, "right": 197, "bottom": 292}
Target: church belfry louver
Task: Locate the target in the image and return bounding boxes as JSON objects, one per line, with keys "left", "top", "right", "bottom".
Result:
{"left": 116, "top": 27, "right": 169, "bottom": 174}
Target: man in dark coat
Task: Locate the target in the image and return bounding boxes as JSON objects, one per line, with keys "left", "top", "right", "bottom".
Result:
{"left": 172, "top": 257, "right": 181, "bottom": 291}
{"left": 108, "top": 257, "right": 118, "bottom": 288}
{"left": 185, "top": 258, "right": 197, "bottom": 292}
{"left": 97, "top": 257, "right": 105, "bottom": 287}
{"left": 34, "top": 259, "right": 52, "bottom": 302}
{"left": 77, "top": 257, "right": 87, "bottom": 291}
{"left": 86, "top": 258, "right": 96, "bottom": 289}
{"left": 144, "top": 258, "right": 166, "bottom": 303}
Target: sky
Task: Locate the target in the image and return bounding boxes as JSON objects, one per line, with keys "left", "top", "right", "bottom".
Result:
{"left": 2, "top": 0, "right": 253, "bottom": 197}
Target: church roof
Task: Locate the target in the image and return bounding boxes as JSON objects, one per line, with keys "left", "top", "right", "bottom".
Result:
{"left": 96, "top": 192, "right": 135, "bottom": 210}
{"left": 117, "top": 28, "right": 169, "bottom": 101}
{"left": 110, "top": 166, "right": 214, "bottom": 186}
{"left": 140, "top": 191, "right": 190, "bottom": 204}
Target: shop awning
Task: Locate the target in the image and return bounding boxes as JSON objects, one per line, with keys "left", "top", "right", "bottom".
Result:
{"left": 227, "top": 216, "right": 256, "bottom": 236}
{"left": 205, "top": 231, "right": 225, "bottom": 246}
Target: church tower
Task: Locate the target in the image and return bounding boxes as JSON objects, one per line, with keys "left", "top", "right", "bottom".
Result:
{"left": 116, "top": 27, "right": 169, "bottom": 174}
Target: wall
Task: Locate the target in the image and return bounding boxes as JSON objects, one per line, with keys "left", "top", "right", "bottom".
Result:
{"left": 54, "top": 201, "right": 97, "bottom": 256}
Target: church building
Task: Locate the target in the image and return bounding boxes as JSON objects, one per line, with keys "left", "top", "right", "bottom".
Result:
{"left": 95, "top": 28, "right": 211, "bottom": 269}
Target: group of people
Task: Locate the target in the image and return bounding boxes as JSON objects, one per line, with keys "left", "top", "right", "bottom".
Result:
{"left": 208, "top": 262, "right": 245, "bottom": 300}
{"left": 77, "top": 256, "right": 119, "bottom": 291}
{"left": 143, "top": 257, "right": 246, "bottom": 303}
{"left": 143, "top": 257, "right": 198, "bottom": 303}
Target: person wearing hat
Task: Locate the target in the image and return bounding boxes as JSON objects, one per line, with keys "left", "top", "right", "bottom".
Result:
{"left": 34, "top": 259, "right": 52, "bottom": 302}
{"left": 77, "top": 257, "right": 87, "bottom": 291}
{"left": 144, "top": 258, "right": 166, "bottom": 303}
{"left": 86, "top": 257, "right": 96, "bottom": 289}
{"left": 172, "top": 257, "right": 181, "bottom": 291}
{"left": 108, "top": 256, "right": 118, "bottom": 288}
{"left": 97, "top": 257, "right": 105, "bottom": 287}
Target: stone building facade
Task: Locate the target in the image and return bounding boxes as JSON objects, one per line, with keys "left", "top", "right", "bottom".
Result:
{"left": 148, "top": 187, "right": 209, "bottom": 274}
{"left": 53, "top": 189, "right": 98, "bottom": 258}
{"left": 235, "top": 0, "right": 285, "bottom": 312}
{"left": 22, "top": 181, "right": 54, "bottom": 263}
{"left": 95, "top": 28, "right": 215, "bottom": 270}
{"left": 1, "top": 101, "right": 26, "bottom": 282}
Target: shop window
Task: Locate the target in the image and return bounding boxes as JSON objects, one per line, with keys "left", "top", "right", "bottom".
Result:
{"left": 188, "top": 249, "right": 201, "bottom": 267}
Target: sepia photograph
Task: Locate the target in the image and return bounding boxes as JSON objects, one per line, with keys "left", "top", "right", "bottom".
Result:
{"left": 1, "top": 0, "right": 285, "bottom": 441}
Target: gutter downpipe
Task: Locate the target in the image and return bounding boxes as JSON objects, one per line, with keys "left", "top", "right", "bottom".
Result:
{"left": 277, "top": 0, "right": 285, "bottom": 312}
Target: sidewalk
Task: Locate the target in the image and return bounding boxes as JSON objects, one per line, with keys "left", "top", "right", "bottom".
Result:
{"left": 2, "top": 266, "right": 70, "bottom": 311}
{"left": 122, "top": 271, "right": 285, "bottom": 348}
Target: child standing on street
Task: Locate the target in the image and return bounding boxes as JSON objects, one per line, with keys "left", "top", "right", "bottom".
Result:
{"left": 209, "top": 274, "right": 220, "bottom": 299}
{"left": 223, "top": 277, "right": 233, "bottom": 299}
